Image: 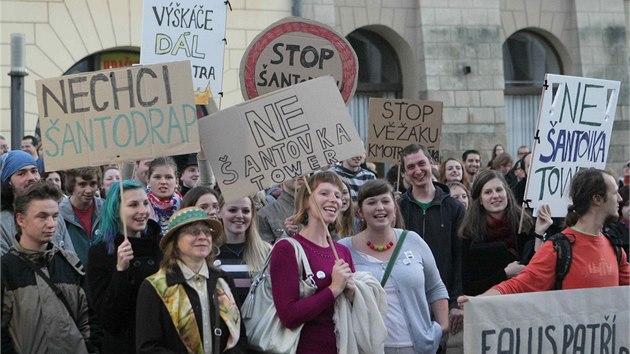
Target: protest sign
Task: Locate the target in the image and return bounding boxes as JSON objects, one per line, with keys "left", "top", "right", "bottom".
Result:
{"left": 464, "top": 287, "right": 629, "bottom": 354}
{"left": 140, "top": 0, "right": 227, "bottom": 104}
{"left": 198, "top": 76, "right": 364, "bottom": 202}
{"left": 36, "top": 61, "right": 199, "bottom": 171}
{"left": 240, "top": 17, "right": 358, "bottom": 105}
{"left": 524, "top": 74, "right": 620, "bottom": 217}
{"left": 367, "top": 98, "right": 443, "bottom": 164}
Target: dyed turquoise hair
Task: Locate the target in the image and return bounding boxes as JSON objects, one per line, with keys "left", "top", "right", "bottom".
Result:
{"left": 99, "top": 179, "right": 145, "bottom": 255}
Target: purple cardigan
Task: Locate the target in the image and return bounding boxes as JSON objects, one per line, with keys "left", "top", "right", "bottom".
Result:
{"left": 269, "top": 234, "right": 355, "bottom": 354}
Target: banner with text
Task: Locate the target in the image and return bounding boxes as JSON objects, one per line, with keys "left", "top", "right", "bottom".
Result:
{"left": 464, "top": 287, "right": 629, "bottom": 354}
{"left": 36, "top": 61, "right": 199, "bottom": 171}
{"left": 141, "top": 0, "right": 227, "bottom": 104}
{"left": 367, "top": 98, "right": 443, "bottom": 164}
{"left": 525, "top": 74, "right": 620, "bottom": 217}
{"left": 198, "top": 76, "right": 364, "bottom": 202}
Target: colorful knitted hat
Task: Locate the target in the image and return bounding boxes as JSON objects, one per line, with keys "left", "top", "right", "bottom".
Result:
{"left": 160, "top": 207, "right": 223, "bottom": 250}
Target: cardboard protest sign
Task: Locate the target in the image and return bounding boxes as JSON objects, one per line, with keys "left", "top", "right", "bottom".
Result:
{"left": 525, "top": 74, "right": 620, "bottom": 217}
{"left": 240, "top": 17, "right": 358, "bottom": 105}
{"left": 464, "top": 287, "right": 629, "bottom": 353}
{"left": 367, "top": 98, "right": 443, "bottom": 164}
{"left": 36, "top": 61, "right": 199, "bottom": 171}
{"left": 198, "top": 76, "right": 364, "bottom": 202}
{"left": 141, "top": 0, "right": 227, "bottom": 104}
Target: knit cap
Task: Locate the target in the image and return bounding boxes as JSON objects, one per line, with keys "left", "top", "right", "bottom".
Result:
{"left": 1, "top": 150, "right": 37, "bottom": 187}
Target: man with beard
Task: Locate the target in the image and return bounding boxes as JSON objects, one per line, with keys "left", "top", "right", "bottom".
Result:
{"left": 462, "top": 149, "right": 481, "bottom": 183}
{"left": 1, "top": 150, "right": 73, "bottom": 255}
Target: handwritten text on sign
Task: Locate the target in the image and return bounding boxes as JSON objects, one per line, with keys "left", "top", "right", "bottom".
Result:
{"left": 141, "top": 0, "right": 227, "bottom": 104}
{"left": 525, "top": 74, "right": 620, "bottom": 217}
{"left": 36, "top": 61, "right": 199, "bottom": 171}
{"left": 464, "top": 287, "right": 629, "bottom": 354}
{"left": 199, "top": 76, "right": 364, "bottom": 202}
{"left": 367, "top": 98, "right": 443, "bottom": 164}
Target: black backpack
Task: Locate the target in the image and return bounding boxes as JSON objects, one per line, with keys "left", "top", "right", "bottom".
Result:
{"left": 548, "top": 230, "right": 623, "bottom": 290}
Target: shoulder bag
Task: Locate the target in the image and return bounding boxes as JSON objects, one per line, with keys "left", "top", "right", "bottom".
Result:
{"left": 241, "top": 237, "right": 317, "bottom": 354}
{"left": 380, "top": 230, "right": 409, "bottom": 287}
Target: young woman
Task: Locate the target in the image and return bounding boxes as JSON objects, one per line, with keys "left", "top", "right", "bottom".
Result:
{"left": 487, "top": 144, "right": 505, "bottom": 168}
{"left": 339, "top": 179, "right": 449, "bottom": 354}
{"left": 458, "top": 170, "right": 553, "bottom": 295}
{"left": 270, "top": 171, "right": 355, "bottom": 354}
{"left": 136, "top": 207, "right": 247, "bottom": 353}
{"left": 88, "top": 180, "right": 162, "bottom": 353}
{"left": 337, "top": 182, "right": 357, "bottom": 238}
{"left": 217, "top": 195, "right": 271, "bottom": 304}
{"left": 181, "top": 185, "right": 221, "bottom": 220}
{"left": 447, "top": 181, "right": 470, "bottom": 210}
{"left": 439, "top": 158, "right": 470, "bottom": 189}
{"left": 101, "top": 165, "right": 120, "bottom": 199}
{"left": 42, "top": 171, "right": 65, "bottom": 194}
{"left": 146, "top": 157, "right": 181, "bottom": 236}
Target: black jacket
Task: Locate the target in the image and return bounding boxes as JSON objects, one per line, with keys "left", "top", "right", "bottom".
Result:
{"left": 398, "top": 182, "right": 465, "bottom": 304}
{"left": 87, "top": 220, "right": 162, "bottom": 354}
{"left": 135, "top": 267, "right": 248, "bottom": 353}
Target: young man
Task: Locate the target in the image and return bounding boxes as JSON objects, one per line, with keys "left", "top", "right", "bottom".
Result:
{"left": 1, "top": 182, "right": 91, "bottom": 353}
{"left": 60, "top": 167, "right": 104, "bottom": 272}
{"left": 398, "top": 144, "right": 466, "bottom": 334}
{"left": 463, "top": 168, "right": 629, "bottom": 299}
{"left": 0, "top": 150, "right": 73, "bottom": 255}
{"left": 258, "top": 178, "right": 304, "bottom": 244}
{"left": 330, "top": 154, "right": 376, "bottom": 200}
{"left": 21, "top": 135, "right": 45, "bottom": 172}
{"left": 462, "top": 149, "right": 481, "bottom": 183}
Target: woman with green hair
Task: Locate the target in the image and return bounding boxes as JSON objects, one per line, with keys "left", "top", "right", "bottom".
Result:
{"left": 88, "top": 180, "right": 162, "bottom": 353}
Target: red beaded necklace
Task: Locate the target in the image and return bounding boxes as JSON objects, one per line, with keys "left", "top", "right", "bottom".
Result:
{"left": 366, "top": 240, "right": 394, "bottom": 252}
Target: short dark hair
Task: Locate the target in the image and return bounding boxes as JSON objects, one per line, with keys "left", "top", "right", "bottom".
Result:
{"left": 22, "top": 135, "right": 38, "bottom": 146}
{"left": 400, "top": 144, "right": 431, "bottom": 171}
{"left": 14, "top": 182, "right": 63, "bottom": 235}
{"left": 565, "top": 168, "right": 612, "bottom": 226}
{"left": 65, "top": 167, "right": 102, "bottom": 194}
{"left": 462, "top": 149, "right": 480, "bottom": 162}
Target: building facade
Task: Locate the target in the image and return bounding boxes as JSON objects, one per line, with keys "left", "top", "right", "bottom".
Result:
{"left": 1, "top": 0, "right": 628, "bottom": 172}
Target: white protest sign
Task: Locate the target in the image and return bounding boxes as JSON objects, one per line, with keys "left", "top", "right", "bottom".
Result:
{"left": 464, "top": 287, "right": 630, "bottom": 354}
{"left": 198, "top": 76, "right": 365, "bottom": 202}
{"left": 141, "top": 0, "right": 227, "bottom": 104}
{"left": 525, "top": 74, "right": 620, "bottom": 217}
{"left": 36, "top": 61, "right": 199, "bottom": 171}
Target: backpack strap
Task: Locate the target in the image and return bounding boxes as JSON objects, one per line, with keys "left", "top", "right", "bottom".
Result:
{"left": 602, "top": 225, "right": 624, "bottom": 265}
{"left": 547, "top": 233, "right": 573, "bottom": 290}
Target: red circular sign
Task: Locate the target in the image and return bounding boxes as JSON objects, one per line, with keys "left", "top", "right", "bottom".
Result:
{"left": 240, "top": 17, "right": 358, "bottom": 104}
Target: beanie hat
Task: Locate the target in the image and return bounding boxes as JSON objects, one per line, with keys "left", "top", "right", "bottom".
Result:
{"left": 1, "top": 150, "right": 37, "bottom": 187}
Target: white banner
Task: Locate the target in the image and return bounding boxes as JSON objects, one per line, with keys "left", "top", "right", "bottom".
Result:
{"left": 464, "top": 287, "right": 629, "bottom": 354}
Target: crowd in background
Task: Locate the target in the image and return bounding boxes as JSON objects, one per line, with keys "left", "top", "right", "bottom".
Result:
{"left": 1, "top": 134, "right": 628, "bottom": 354}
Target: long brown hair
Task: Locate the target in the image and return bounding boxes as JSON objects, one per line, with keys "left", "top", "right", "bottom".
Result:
{"left": 458, "top": 169, "right": 531, "bottom": 241}
{"left": 438, "top": 157, "right": 470, "bottom": 189}
{"left": 565, "top": 168, "right": 612, "bottom": 227}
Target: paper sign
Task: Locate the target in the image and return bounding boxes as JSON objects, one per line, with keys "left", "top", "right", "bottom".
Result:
{"left": 140, "top": 0, "right": 227, "bottom": 104}
{"left": 367, "top": 98, "right": 443, "bottom": 164}
{"left": 525, "top": 74, "right": 620, "bottom": 217}
{"left": 36, "top": 61, "right": 199, "bottom": 171}
{"left": 240, "top": 17, "right": 358, "bottom": 105}
{"left": 464, "top": 287, "right": 629, "bottom": 353}
{"left": 198, "top": 76, "right": 365, "bottom": 202}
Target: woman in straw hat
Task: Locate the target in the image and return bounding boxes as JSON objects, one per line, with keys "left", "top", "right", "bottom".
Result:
{"left": 135, "top": 207, "right": 247, "bottom": 353}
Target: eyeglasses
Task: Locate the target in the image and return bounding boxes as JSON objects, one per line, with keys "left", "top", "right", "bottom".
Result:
{"left": 181, "top": 225, "right": 214, "bottom": 237}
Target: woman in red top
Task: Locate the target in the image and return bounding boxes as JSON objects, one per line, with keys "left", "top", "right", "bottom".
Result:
{"left": 269, "top": 171, "right": 355, "bottom": 354}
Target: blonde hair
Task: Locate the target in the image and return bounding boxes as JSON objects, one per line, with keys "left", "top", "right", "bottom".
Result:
{"left": 220, "top": 196, "right": 271, "bottom": 274}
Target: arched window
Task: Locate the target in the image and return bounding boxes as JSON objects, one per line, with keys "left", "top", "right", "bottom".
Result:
{"left": 503, "top": 31, "right": 562, "bottom": 158}
{"left": 346, "top": 29, "right": 402, "bottom": 176}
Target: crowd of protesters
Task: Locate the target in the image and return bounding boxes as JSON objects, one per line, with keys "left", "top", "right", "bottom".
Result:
{"left": 0, "top": 136, "right": 628, "bottom": 354}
